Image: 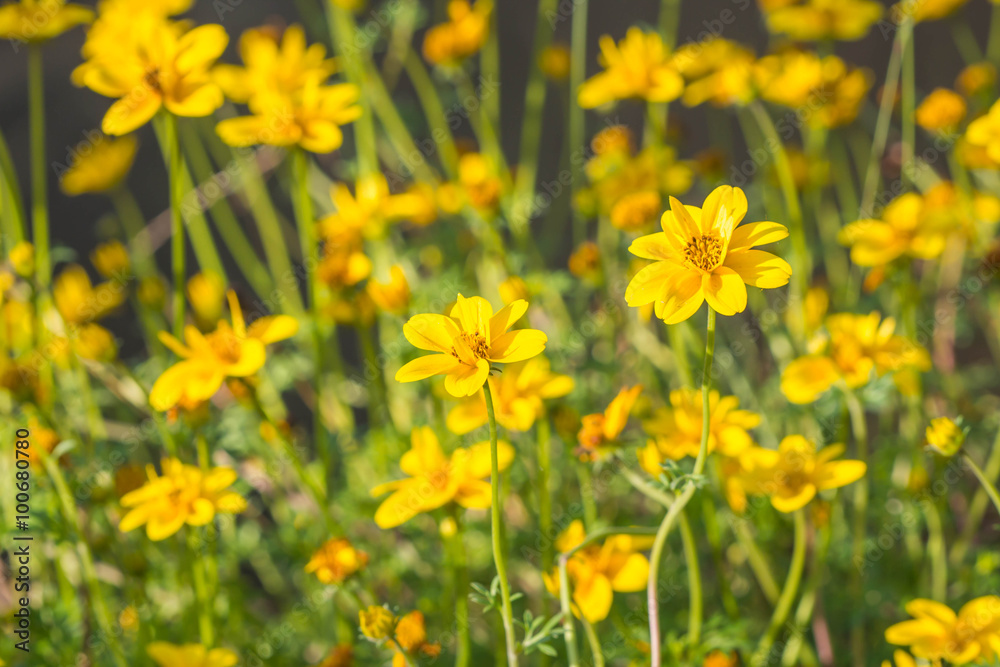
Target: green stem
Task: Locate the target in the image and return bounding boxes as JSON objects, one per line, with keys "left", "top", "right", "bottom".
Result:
{"left": 0, "top": 123, "right": 26, "bottom": 248}
{"left": 28, "top": 45, "right": 49, "bottom": 291}
{"left": 844, "top": 388, "right": 868, "bottom": 666}
{"left": 963, "top": 449, "right": 1000, "bottom": 519}
{"left": 860, "top": 23, "right": 906, "bottom": 216}
{"left": 558, "top": 556, "right": 581, "bottom": 667}
{"left": 781, "top": 525, "right": 830, "bottom": 667}
{"left": 576, "top": 460, "right": 599, "bottom": 528}
{"left": 753, "top": 509, "right": 807, "bottom": 666}
{"left": 569, "top": 0, "right": 588, "bottom": 249}
{"left": 923, "top": 501, "right": 948, "bottom": 602}
{"left": 402, "top": 52, "right": 459, "bottom": 177}
{"left": 538, "top": 417, "right": 554, "bottom": 575}
{"left": 989, "top": 1, "right": 1000, "bottom": 65}
{"left": 188, "top": 527, "right": 214, "bottom": 645}
{"left": 900, "top": 16, "right": 916, "bottom": 191}
{"left": 679, "top": 510, "right": 702, "bottom": 647}
{"left": 649, "top": 309, "right": 715, "bottom": 667}
{"left": 448, "top": 511, "right": 471, "bottom": 667}
{"left": 484, "top": 382, "right": 518, "bottom": 665}
{"left": 158, "top": 113, "right": 187, "bottom": 339}
{"left": 580, "top": 615, "right": 605, "bottom": 667}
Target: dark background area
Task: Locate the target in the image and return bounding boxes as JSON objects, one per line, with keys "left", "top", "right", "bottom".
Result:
{"left": 0, "top": 0, "right": 991, "bottom": 272}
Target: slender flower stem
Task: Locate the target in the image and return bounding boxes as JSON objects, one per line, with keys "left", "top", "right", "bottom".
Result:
{"left": 580, "top": 615, "right": 606, "bottom": 667}
{"left": 0, "top": 125, "right": 26, "bottom": 247}
{"left": 537, "top": 417, "right": 554, "bottom": 577}
{"left": 484, "top": 382, "right": 518, "bottom": 666}
{"left": 448, "top": 510, "right": 471, "bottom": 667}
{"left": 900, "top": 15, "right": 916, "bottom": 190}
{"left": 989, "top": 2, "right": 1000, "bottom": 65}
{"left": 558, "top": 555, "right": 581, "bottom": 667}
{"left": 923, "top": 501, "right": 948, "bottom": 602}
{"left": 160, "top": 112, "right": 186, "bottom": 340}
{"left": 860, "top": 23, "right": 906, "bottom": 216}
{"left": 951, "top": 426, "right": 1000, "bottom": 564}
{"left": 649, "top": 309, "right": 715, "bottom": 667}
{"left": 188, "top": 527, "right": 214, "bottom": 645}
{"left": 844, "top": 388, "right": 868, "bottom": 666}
{"left": 753, "top": 509, "right": 807, "bottom": 666}
{"left": 576, "top": 458, "right": 599, "bottom": 528}
{"left": 678, "top": 510, "right": 702, "bottom": 647}
{"left": 568, "top": 0, "right": 588, "bottom": 248}
{"left": 28, "top": 45, "right": 50, "bottom": 292}
{"left": 963, "top": 450, "right": 1000, "bottom": 518}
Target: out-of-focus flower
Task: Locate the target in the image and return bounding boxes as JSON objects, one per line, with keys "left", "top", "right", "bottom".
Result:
{"left": 77, "top": 16, "right": 228, "bottom": 135}
{"left": 60, "top": 134, "right": 137, "bottom": 195}
{"left": 892, "top": 0, "right": 967, "bottom": 23}
{"left": 539, "top": 43, "right": 571, "bottom": 81}
{"left": 53, "top": 264, "right": 124, "bottom": 325}
{"left": 119, "top": 459, "right": 247, "bottom": 541}
{"left": 359, "top": 606, "right": 395, "bottom": 641}
{"left": 447, "top": 356, "right": 573, "bottom": 434}
{"left": 146, "top": 642, "right": 238, "bottom": 667}
{"left": 965, "top": 98, "right": 1000, "bottom": 164}
{"left": 611, "top": 190, "right": 662, "bottom": 232}
{"left": 578, "top": 28, "right": 683, "bottom": 108}
{"left": 625, "top": 185, "right": 791, "bottom": 324}
{"left": 925, "top": 417, "right": 965, "bottom": 457}
{"left": 316, "top": 645, "right": 354, "bottom": 667}
{"left": 305, "top": 538, "right": 369, "bottom": 584}
{"left": 0, "top": 0, "right": 92, "bottom": 42}
{"left": 422, "top": 0, "right": 492, "bottom": 66}
{"left": 761, "top": 0, "right": 882, "bottom": 41}
{"left": 391, "top": 611, "right": 441, "bottom": 667}
{"left": 214, "top": 25, "right": 338, "bottom": 106}
{"left": 781, "top": 312, "right": 930, "bottom": 404}
{"left": 9, "top": 241, "right": 34, "bottom": 278}
{"left": 579, "top": 140, "right": 693, "bottom": 220}
{"left": 839, "top": 192, "right": 951, "bottom": 267}
{"left": 639, "top": 389, "right": 759, "bottom": 472}
{"left": 367, "top": 266, "right": 410, "bottom": 315}
{"left": 754, "top": 50, "right": 872, "bottom": 128}
{"left": 395, "top": 294, "right": 546, "bottom": 397}
{"left": 498, "top": 276, "right": 529, "bottom": 305}
{"left": 118, "top": 606, "right": 139, "bottom": 632}
{"left": 186, "top": 272, "right": 227, "bottom": 328}
{"left": 673, "top": 38, "right": 757, "bottom": 108}
{"left": 320, "top": 174, "right": 430, "bottom": 240}
{"left": 739, "top": 436, "right": 866, "bottom": 512}
{"left": 956, "top": 62, "right": 996, "bottom": 97}
{"left": 90, "top": 240, "right": 131, "bottom": 279}
{"left": 577, "top": 385, "right": 642, "bottom": 461}
{"left": 543, "top": 520, "right": 652, "bottom": 622}
{"left": 569, "top": 241, "right": 602, "bottom": 281}
{"left": 371, "top": 426, "right": 513, "bottom": 528}
{"left": 441, "top": 153, "right": 503, "bottom": 216}
{"left": 138, "top": 276, "right": 167, "bottom": 309}
{"left": 72, "top": 322, "right": 118, "bottom": 361}
{"left": 703, "top": 650, "right": 739, "bottom": 667}
{"left": 885, "top": 597, "right": 1000, "bottom": 664}
{"left": 915, "top": 88, "right": 966, "bottom": 133}
{"left": 149, "top": 291, "right": 298, "bottom": 411}
{"left": 24, "top": 417, "right": 59, "bottom": 466}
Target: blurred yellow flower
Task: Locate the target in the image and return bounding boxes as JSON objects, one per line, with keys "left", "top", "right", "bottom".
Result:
{"left": 149, "top": 291, "right": 298, "bottom": 411}
{"left": 316, "top": 645, "right": 354, "bottom": 667}
{"left": 90, "top": 240, "right": 131, "bottom": 279}
{"left": 60, "top": 134, "right": 137, "bottom": 195}
{"left": 119, "top": 459, "right": 247, "bottom": 541}
{"left": 447, "top": 356, "right": 573, "bottom": 434}
{"left": 965, "top": 98, "right": 1000, "bottom": 165}
{"left": 359, "top": 605, "right": 395, "bottom": 641}
{"left": 498, "top": 276, "right": 529, "bottom": 305}
{"left": 72, "top": 322, "right": 118, "bottom": 361}
{"left": 611, "top": 190, "right": 662, "bottom": 232}
{"left": 925, "top": 416, "right": 965, "bottom": 457}
{"left": 147, "top": 642, "right": 238, "bottom": 667}
{"left": 754, "top": 50, "right": 872, "bottom": 128}
{"left": 186, "top": 271, "right": 227, "bottom": 328}
{"left": 885, "top": 597, "right": 1000, "bottom": 664}
{"left": 9, "top": 241, "right": 34, "bottom": 278}
{"left": 305, "top": 538, "right": 369, "bottom": 584}
{"left": 568, "top": 241, "right": 601, "bottom": 281}
{"left": 640, "top": 389, "right": 759, "bottom": 471}
{"left": 762, "top": 0, "right": 882, "bottom": 41}
{"left": 539, "top": 43, "right": 571, "bottom": 81}
{"left": 956, "top": 62, "right": 996, "bottom": 97}
{"left": 543, "top": 520, "right": 652, "bottom": 622}
{"left": 366, "top": 265, "right": 410, "bottom": 315}
{"left": 703, "top": 650, "right": 739, "bottom": 667}
{"left": 78, "top": 17, "right": 229, "bottom": 135}
{"left": 442, "top": 152, "right": 503, "bottom": 216}
{"left": 0, "top": 0, "right": 92, "bottom": 42}
{"left": 53, "top": 264, "right": 124, "bottom": 325}
{"left": 578, "top": 28, "right": 683, "bottom": 108}
{"left": 580, "top": 141, "right": 692, "bottom": 220}
{"left": 422, "top": 0, "right": 492, "bottom": 66}
{"left": 625, "top": 185, "right": 792, "bottom": 324}
{"left": 673, "top": 38, "right": 757, "bottom": 108}
{"left": 371, "top": 426, "right": 513, "bottom": 528}
{"left": 395, "top": 293, "right": 547, "bottom": 397}
{"left": 320, "top": 174, "right": 429, "bottom": 240}
{"left": 577, "top": 385, "right": 642, "bottom": 461}
{"left": 740, "top": 436, "right": 866, "bottom": 512}
{"left": 839, "top": 192, "right": 951, "bottom": 267}
{"left": 915, "top": 88, "right": 966, "bottom": 133}
{"left": 781, "top": 312, "right": 930, "bottom": 404}
{"left": 893, "top": 0, "right": 967, "bottom": 23}
{"left": 392, "top": 611, "right": 441, "bottom": 667}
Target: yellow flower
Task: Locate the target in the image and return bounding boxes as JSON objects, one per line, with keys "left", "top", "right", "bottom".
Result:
{"left": 90, "top": 240, "right": 131, "bottom": 279}
{"left": 885, "top": 597, "right": 1000, "bottom": 664}
{"left": 119, "top": 459, "right": 247, "bottom": 541}
{"left": 610, "top": 190, "right": 662, "bottom": 232}
{"left": 138, "top": 275, "right": 167, "bottom": 309}
{"left": 77, "top": 17, "right": 229, "bottom": 135}
{"left": 442, "top": 153, "right": 503, "bottom": 215}
{"left": 581, "top": 142, "right": 693, "bottom": 220}
{"left": 956, "top": 62, "right": 996, "bottom": 97}
{"left": 578, "top": 28, "right": 683, "bottom": 108}
{"left": 422, "top": 0, "right": 492, "bottom": 66}
{"left": 371, "top": 426, "right": 514, "bottom": 528}
{"left": 781, "top": 312, "right": 930, "bottom": 404}
{"left": 739, "top": 436, "right": 867, "bottom": 512}
{"left": 625, "top": 185, "right": 792, "bottom": 324}
{"left": 305, "top": 538, "right": 369, "bottom": 584}
{"left": 316, "top": 645, "right": 353, "bottom": 667}
{"left": 703, "top": 650, "right": 739, "bottom": 667}
{"left": 446, "top": 356, "right": 573, "bottom": 434}
{"left": 24, "top": 417, "right": 59, "bottom": 466}
{"left": 915, "top": 88, "right": 966, "bottom": 133}
{"left": 762, "top": 0, "right": 883, "bottom": 41}
{"left": 319, "top": 174, "right": 427, "bottom": 240}
{"left": 214, "top": 25, "right": 338, "bottom": 106}
{"left": 965, "top": 98, "right": 1000, "bottom": 165}
{"left": 366, "top": 266, "right": 410, "bottom": 315}
{"left": 880, "top": 649, "right": 919, "bottom": 667}
{"left": 216, "top": 79, "right": 362, "bottom": 153}
{"left": 147, "top": 643, "right": 238, "bottom": 667}
{"left": 118, "top": 605, "right": 139, "bottom": 632}
{"left": 839, "top": 192, "right": 951, "bottom": 267}
{"left": 539, "top": 43, "right": 571, "bottom": 81}
{"left": 395, "top": 294, "right": 547, "bottom": 397}
{"left": 0, "top": 0, "right": 92, "bottom": 42}
{"left": 568, "top": 241, "right": 602, "bottom": 281}
{"left": 640, "top": 389, "right": 759, "bottom": 471}
{"left": 391, "top": 611, "right": 442, "bottom": 667}
{"left": 754, "top": 50, "right": 872, "bottom": 128}
{"left": 893, "top": 0, "right": 968, "bottom": 23}
{"left": 8, "top": 241, "right": 34, "bottom": 278}
{"left": 186, "top": 271, "right": 227, "bottom": 327}
{"left": 543, "top": 520, "right": 652, "bottom": 623}
{"left": 925, "top": 417, "right": 965, "bottom": 457}
{"left": 359, "top": 606, "right": 395, "bottom": 641}
{"left": 72, "top": 322, "right": 118, "bottom": 361}
{"left": 673, "top": 38, "right": 757, "bottom": 108}
{"left": 498, "top": 276, "right": 529, "bottom": 305}
{"left": 577, "top": 385, "right": 642, "bottom": 461}
{"left": 53, "top": 264, "right": 124, "bottom": 325}
{"left": 149, "top": 291, "right": 298, "bottom": 411}
{"left": 60, "top": 134, "right": 137, "bottom": 195}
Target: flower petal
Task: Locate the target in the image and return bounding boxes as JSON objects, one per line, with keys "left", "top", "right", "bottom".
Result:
{"left": 728, "top": 221, "right": 789, "bottom": 253}
{"left": 444, "top": 359, "right": 491, "bottom": 397}
{"left": 625, "top": 260, "right": 684, "bottom": 307}
{"left": 703, "top": 266, "right": 748, "bottom": 316}
{"left": 724, "top": 249, "right": 792, "bottom": 289}
{"left": 395, "top": 354, "right": 460, "bottom": 383}
{"left": 655, "top": 271, "right": 704, "bottom": 324}
{"left": 489, "top": 300, "right": 529, "bottom": 340}
{"left": 102, "top": 91, "right": 162, "bottom": 136}
{"left": 404, "top": 314, "right": 459, "bottom": 352}
{"left": 489, "top": 329, "right": 548, "bottom": 363}
{"left": 609, "top": 553, "right": 650, "bottom": 592}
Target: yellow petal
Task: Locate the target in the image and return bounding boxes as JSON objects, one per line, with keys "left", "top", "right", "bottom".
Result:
{"left": 780, "top": 355, "right": 840, "bottom": 404}
{"left": 703, "top": 267, "right": 748, "bottom": 316}
{"left": 489, "top": 329, "right": 548, "bottom": 363}
{"left": 175, "top": 24, "right": 229, "bottom": 72}
{"left": 395, "top": 354, "right": 460, "bottom": 383}
{"left": 609, "top": 553, "right": 650, "bottom": 592}
{"left": 374, "top": 487, "right": 424, "bottom": 529}
{"left": 816, "top": 460, "right": 867, "bottom": 491}
{"left": 727, "top": 221, "right": 789, "bottom": 252}
{"left": 451, "top": 294, "right": 493, "bottom": 338}
{"left": 400, "top": 426, "right": 446, "bottom": 476}
{"left": 165, "top": 83, "right": 224, "bottom": 118}
{"left": 724, "top": 249, "right": 792, "bottom": 289}
{"left": 574, "top": 574, "right": 614, "bottom": 623}
{"left": 628, "top": 233, "right": 678, "bottom": 260}
{"left": 465, "top": 439, "right": 515, "bottom": 479}
{"left": 102, "top": 92, "right": 162, "bottom": 136}
{"left": 489, "top": 300, "right": 529, "bottom": 340}
{"left": 247, "top": 315, "right": 299, "bottom": 343}
{"left": 625, "top": 260, "right": 684, "bottom": 307}
{"left": 444, "top": 359, "right": 491, "bottom": 397}
{"left": 455, "top": 480, "right": 492, "bottom": 508}
{"left": 404, "top": 314, "right": 459, "bottom": 352}
{"left": 771, "top": 484, "right": 816, "bottom": 513}
{"left": 656, "top": 270, "right": 704, "bottom": 324}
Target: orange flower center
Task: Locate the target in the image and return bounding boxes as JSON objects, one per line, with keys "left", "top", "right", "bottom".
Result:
{"left": 684, "top": 234, "right": 723, "bottom": 271}
{"left": 207, "top": 330, "right": 242, "bottom": 364}
{"left": 451, "top": 330, "right": 490, "bottom": 360}
{"left": 143, "top": 67, "right": 162, "bottom": 93}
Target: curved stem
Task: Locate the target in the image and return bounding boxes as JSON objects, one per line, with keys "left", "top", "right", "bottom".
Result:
{"left": 580, "top": 614, "right": 605, "bottom": 667}
{"left": 678, "top": 510, "right": 702, "bottom": 647}
{"left": 951, "top": 426, "right": 1000, "bottom": 564}
{"left": 484, "top": 382, "right": 518, "bottom": 665}
{"left": 860, "top": 23, "right": 906, "bottom": 216}
{"left": 963, "top": 450, "right": 1000, "bottom": 518}
{"left": 753, "top": 509, "right": 807, "bottom": 666}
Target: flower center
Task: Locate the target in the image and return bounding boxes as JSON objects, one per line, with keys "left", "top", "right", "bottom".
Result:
{"left": 451, "top": 330, "right": 490, "bottom": 360}
{"left": 684, "top": 234, "right": 723, "bottom": 271}
{"left": 143, "top": 67, "right": 162, "bottom": 93}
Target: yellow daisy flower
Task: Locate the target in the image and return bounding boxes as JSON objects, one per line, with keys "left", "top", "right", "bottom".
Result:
{"left": 119, "top": 459, "right": 247, "bottom": 541}
{"left": 673, "top": 38, "right": 757, "bottom": 108}
{"left": 885, "top": 597, "right": 1000, "bottom": 664}
{"left": 305, "top": 538, "right": 369, "bottom": 584}
{"left": 53, "top": 264, "right": 124, "bottom": 325}
{"left": 839, "top": 192, "right": 952, "bottom": 267}
{"left": 422, "top": 0, "right": 492, "bottom": 66}
{"left": 762, "top": 0, "right": 883, "bottom": 42}
{"left": 395, "top": 293, "right": 547, "bottom": 398}
{"left": 59, "top": 134, "right": 137, "bottom": 196}
{"left": 578, "top": 28, "right": 684, "bottom": 108}
{"left": 371, "top": 426, "right": 514, "bottom": 528}
{"left": 0, "top": 0, "right": 92, "bottom": 42}
{"left": 577, "top": 385, "right": 643, "bottom": 461}
{"left": 925, "top": 417, "right": 965, "bottom": 457}
{"left": 391, "top": 611, "right": 442, "bottom": 667}
{"left": 625, "top": 185, "right": 792, "bottom": 324}
{"left": 146, "top": 642, "right": 238, "bottom": 667}
{"left": 915, "top": 88, "right": 966, "bottom": 133}
{"left": 366, "top": 265, "right": 411, "bottom": 315}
